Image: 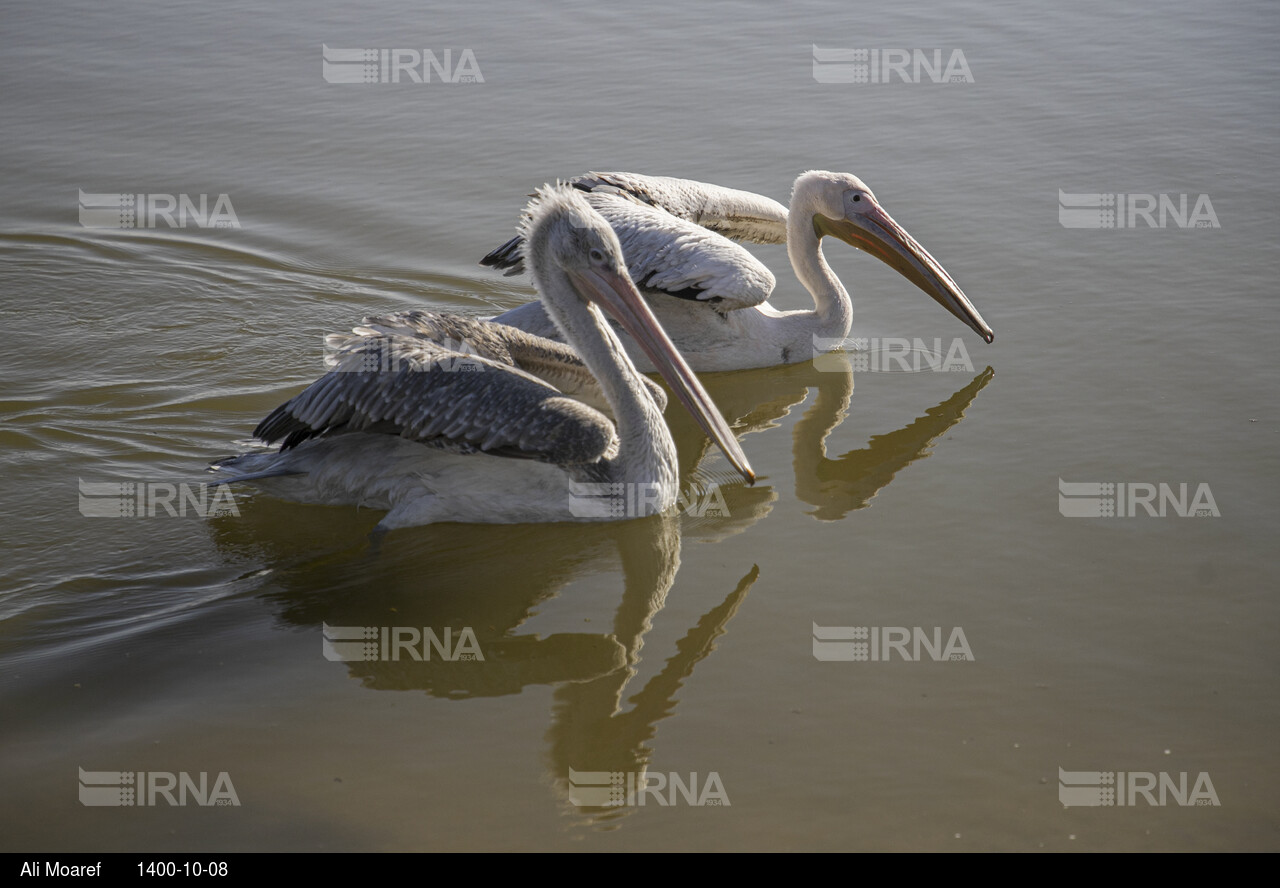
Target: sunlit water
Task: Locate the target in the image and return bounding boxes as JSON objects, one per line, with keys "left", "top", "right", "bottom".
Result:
{"left": 2, "top": 0, "right": 1277, "bottom": 851}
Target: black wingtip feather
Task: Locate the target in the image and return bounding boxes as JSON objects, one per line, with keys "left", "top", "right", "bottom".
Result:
{"left": 479, "top": 235, "right": 526, "bottom": 275}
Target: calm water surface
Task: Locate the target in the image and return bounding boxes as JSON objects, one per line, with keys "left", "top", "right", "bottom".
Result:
{"left": 1, "top": 0, "right": 1277, "bottom": 851}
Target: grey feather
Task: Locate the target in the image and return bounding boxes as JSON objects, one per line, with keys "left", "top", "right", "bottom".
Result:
{"left": 255, "top": 327, "right": 620, "bottom": 466}
{"left": 481, "top": 173, "right": 786, "bottom": 310}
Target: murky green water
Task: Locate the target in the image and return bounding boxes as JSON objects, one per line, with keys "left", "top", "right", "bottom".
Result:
{"left": 2, "top": 0, "right": 1277, "bottom": 851}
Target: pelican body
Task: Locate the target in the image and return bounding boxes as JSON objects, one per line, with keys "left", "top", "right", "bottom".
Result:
{"left": 485, "top": 171, "right": 994, "bottom": 372}
{"left": 214, "top": 186, "right": 753, "bottom": 529}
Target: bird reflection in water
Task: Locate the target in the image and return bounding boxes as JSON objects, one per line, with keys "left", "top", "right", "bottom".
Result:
{"left": 206, "top": 356, "right": 992, "bottom": 824}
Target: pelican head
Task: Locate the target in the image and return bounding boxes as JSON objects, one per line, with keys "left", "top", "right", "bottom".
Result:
{"left": 521, "top": 185, "right": 755, "bottom": 483}
{"left": 794, "top": 170, "right": 994, "bottom": 343}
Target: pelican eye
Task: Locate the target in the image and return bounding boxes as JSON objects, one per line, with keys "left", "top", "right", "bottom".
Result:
{"left": 845, "top": 191, "right": 874, "bottom": 215}
{"left": 589, "top": 248, "right": 606, "bottom": 263}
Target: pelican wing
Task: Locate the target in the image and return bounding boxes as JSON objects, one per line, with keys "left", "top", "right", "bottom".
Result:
{"left": 483, "top": 190, "right": 778, "bottom": 311}
{"left": 344, "top": 310, "right": 667, "bottom": 414}
{"left": 596, "top": 193, "right": 776, "bottom": 308}
{"left": 570, "top": 172, "right": 789, "bottom": 245}
{"left": 255, "top": 332, "right": 618, "bottom": 466}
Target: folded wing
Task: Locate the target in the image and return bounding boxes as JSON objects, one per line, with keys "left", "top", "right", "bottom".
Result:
{"left": 483, "top": 172, "right": 790, "bottom": 311}
{"left": 255, "top": 329, "right": 619, "bottom": 466}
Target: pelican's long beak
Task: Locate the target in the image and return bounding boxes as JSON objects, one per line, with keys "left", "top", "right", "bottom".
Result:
{"left": 568, "top": 266, "right": 755, "bottom": 484}
{"left": 818, "top": 201, "right": 994, "bottom": 343}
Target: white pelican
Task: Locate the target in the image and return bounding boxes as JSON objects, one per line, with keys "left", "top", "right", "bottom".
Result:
{"left": 485, "top": 171, "right": 994, "bottom": 371}
{"left": 213, "top": 185, "right": 754, "bottom": 529}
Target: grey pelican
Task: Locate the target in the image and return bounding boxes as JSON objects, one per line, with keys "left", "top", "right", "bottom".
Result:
{"left": 214, "top": 185, "right": 754, "bottom": 529}
{"left": 484, "top": 171, "right": 994, "bottom": 371}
